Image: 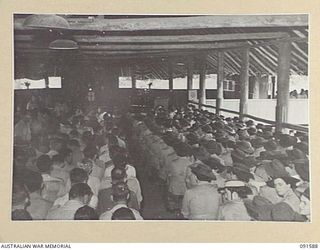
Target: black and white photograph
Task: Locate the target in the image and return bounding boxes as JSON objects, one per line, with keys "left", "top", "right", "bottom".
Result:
{"left": 12, "top": 14, "right": 310, "bottom": 222}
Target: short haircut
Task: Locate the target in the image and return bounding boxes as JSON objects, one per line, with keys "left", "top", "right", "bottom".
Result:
{"left": 12, "top": 181, "right": 29, "bottom": 206}
{"left": 70, "top": 168, "right": 88, "bottom": 185}
{"left": 69, "top": 183, "right": 93, "bottom": 200}
{"left": 36, "top": 154, "right": 52, "bottom": 173}
{"left": 112, "top": 182, "right": 130, "bottom": 202}
{"left": 12, "top": 209, "right": 33, "bottom": 221}
{"left": 74, "top": 205, "right": 98, "bottom": 220}
{"left": 83, "top": 146, "right": 97, "bottom": 159}
{"left": 111, "top": 207, "right": 136, "bottom": 220}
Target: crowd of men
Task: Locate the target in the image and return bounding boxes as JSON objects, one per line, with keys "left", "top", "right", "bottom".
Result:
{"left": 289, "top": 89, "right": 308, "bottom": 99}
{"left": 12, "top": 96, "right": 310, "bottom": 221}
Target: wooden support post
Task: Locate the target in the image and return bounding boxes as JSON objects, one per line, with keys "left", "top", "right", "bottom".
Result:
{"left": 276, "top": 41, "right": 291, "bottom": 133}
{"left": 132, "top": 74, "right": 136, "bottom": 89}
{"left": 187, "top": 59, "right": 193, "bottom": 91}
{"left": 168, "top": 60, "right": 174, "bottom": 107}
{"left": 239, "top": 48, "right": 250, "bottom": 121}
{"left": 199, "top": 58, "right": 207, "bottom": 108}
{"left": 271, "top": 76, "right": 276, "bottom": 99}
{"left": 216, "top": 51, "right": 224, "bottom": 115}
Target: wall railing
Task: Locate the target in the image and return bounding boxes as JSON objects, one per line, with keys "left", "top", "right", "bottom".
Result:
{"left": 188, "top": 100, "right": 308, "bottom": 133}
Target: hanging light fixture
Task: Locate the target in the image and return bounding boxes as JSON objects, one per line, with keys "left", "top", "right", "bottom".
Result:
{"left": 23, "top": 14, "right": 70, "bottom": 29}
{"left": 49, "top": 39, "right": 79, "bottom": 50}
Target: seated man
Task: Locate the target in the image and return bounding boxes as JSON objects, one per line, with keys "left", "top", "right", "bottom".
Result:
{"left": 53, "top": 168, "right": 98, "bottom": 209}
{"left": 36, "top": 154, "right": 67, "bottom": 202}
{"left": 104, "top": 149, "right": 136, "bottom": 179}
{"left": 75, "top": 158, "right": 101, "bottom": 197}
{"left": 99, "top": 182, "right": 143, "bottom": 220}
{"left": 17, "top": 169, "right": 53, "bottom": 220}
{"left": 181, "top": 163, "right": 220, "bottom": 220}
{"left": 166, "top": 142, "right": 194, "bottom": 211}
{"left": 74, "top": 205, "right": 98, "bottom": 220}
{"left": 83, "top": 145, "right": 105, "bottom": 180}
{"left": 67, "top": 139, "right": 84, "bottom": 168}
{"left": 46, "top": 183, "right": 93, "bottom": 220}
{"left": 97, "top": 167, "right": 140, "bottom": 215}
{"left": 14, "top": 112, "right": 32, "bottom": 144}
{"left": 61, "top": 148, "right": 75, "bottom": 173}
{"left": 111, "top": 207, "right": 136, "bottom": 220}
{"left": 100, "top": 164, "right": 142, "bottom": 205}
{"left": 46, "top": 138, "right": 62, "bottom": 158}
{"left": 50, "top": 154, "right": 70, "bottom": 184}
{"left": 218, "top": 180, "right": 252, "bottom": 221}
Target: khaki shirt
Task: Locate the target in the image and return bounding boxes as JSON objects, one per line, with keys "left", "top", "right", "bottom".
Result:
{"left": 182, "top": 182, "right": 220, "bottom": 220}
{"left": 167, "top": 156, "right": 193, "bottom": 196}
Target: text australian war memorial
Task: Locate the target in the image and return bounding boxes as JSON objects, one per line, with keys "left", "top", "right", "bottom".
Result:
{"left": 12, "top": 14, "right": 310, "bottom": 221}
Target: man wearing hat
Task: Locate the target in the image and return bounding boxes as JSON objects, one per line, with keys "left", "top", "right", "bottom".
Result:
{"left": 251, "top": 137, "right": 266, "bottom": 158}
{"left": 278, "top": 134, "right": 297, "bottom": 154}
{"left": 181, "top": 163, "right": 220, "bottom": 220}
{"left": 166, "top": 142, "right": 194, "bottom": 211}
{"left": 251, "top": 161, "right": 282, "bottom": 204}
{"left": 263, "top": 159, "right": 301, "bottom": 212}
{"left": 203, "top": 140, "right": 225, "bottom": 166}
{"left": 270, "top": 176, "right": 301, "bottom": 213}
{"left": 231, "top": 141, "right": 257, "bottom": 169}
{"left": 292, "top": 159, "right": 309, "bottom": 196}
{"left": 244, "top": 195, "right": 274, "bottom": 221}
{"left": 218, "top": 180, "right": 252, "bottom": 221}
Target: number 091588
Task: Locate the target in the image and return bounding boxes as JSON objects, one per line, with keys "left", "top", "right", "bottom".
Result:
{"left": 300, "top": 244, "right": 318, "bottom": 248}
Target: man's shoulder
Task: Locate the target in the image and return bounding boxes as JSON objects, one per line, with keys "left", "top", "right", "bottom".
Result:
{"left": 46, "top": 205, "right": 62, "bottom": 219}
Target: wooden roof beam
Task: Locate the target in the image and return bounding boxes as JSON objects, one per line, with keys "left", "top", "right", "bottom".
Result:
{"left": 14, "top": 15, "right": 309, "bottom": 31}
{"left": 15, "top": 32, "right": 290, "bottom": 43}
{"left": 70, "top": 32, "right": 289, "bottom": 43}
{"left": 79, "top": 41, "right": 248, "bottom": 51}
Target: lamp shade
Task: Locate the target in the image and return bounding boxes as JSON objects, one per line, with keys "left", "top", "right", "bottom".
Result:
{"left": 49, "top": 39, "right": 79, "bottom": 50}
{"left": 23, "top": 14, "right": 70, "bottom": 29}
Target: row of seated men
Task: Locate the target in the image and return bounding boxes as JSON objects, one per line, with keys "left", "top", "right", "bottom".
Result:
{"left": 12, "top": 104, "right": 144, "bottom": 220}
{"left": 129, "top": 104, "right": 310, "bottom": 221}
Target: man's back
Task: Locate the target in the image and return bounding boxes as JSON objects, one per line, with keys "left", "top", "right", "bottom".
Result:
{"left": 97, "top": 188, "right": 140, "bottom": 215}
{"left": 182, "top": 183, "right": 220, "bottom": 220}
{"left": 46, "top": 200, "right": 83, "bottom": 220}
{"left": 168, "top": 157, "right": 193, "bottom": 196}
{"left": 27, "top": 192, "right": 53, "bottom": 220}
